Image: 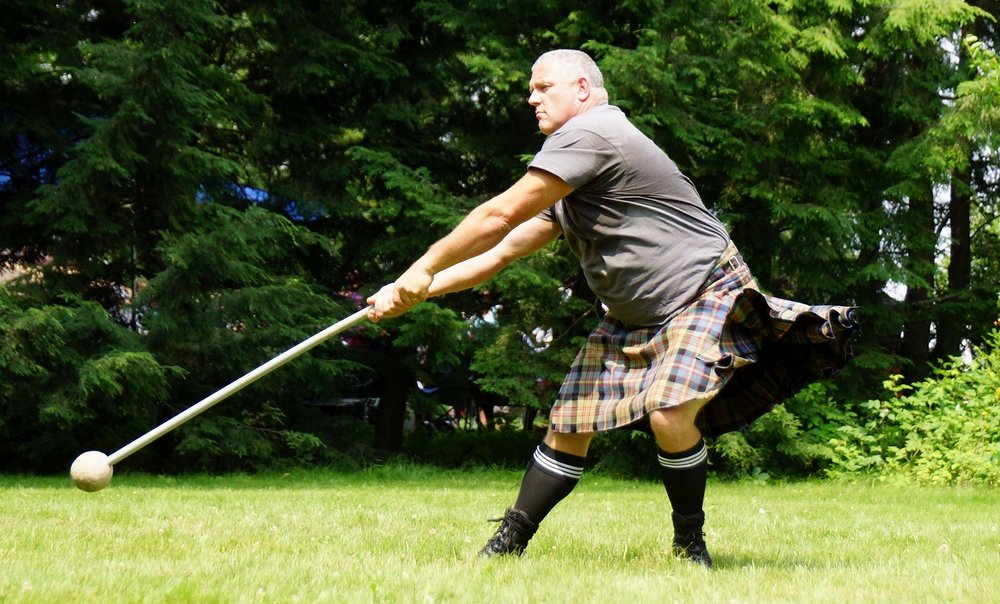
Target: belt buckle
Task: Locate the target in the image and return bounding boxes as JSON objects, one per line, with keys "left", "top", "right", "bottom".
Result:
{"left": 727, "top": 256, "right": 743, "bottom": 271}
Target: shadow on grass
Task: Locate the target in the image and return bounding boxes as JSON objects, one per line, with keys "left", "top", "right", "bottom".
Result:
{"left": 4, "top": 464, "right": 526, "bottom": 492}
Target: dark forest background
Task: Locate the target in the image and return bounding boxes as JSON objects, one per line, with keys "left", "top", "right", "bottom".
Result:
{"left": 3, "top": 0, "right": 998, "bottom": 481}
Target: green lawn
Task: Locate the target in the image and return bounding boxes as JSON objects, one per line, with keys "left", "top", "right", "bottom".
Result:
{"left": 2, "top": 466, "right": 998, "bottom": 603}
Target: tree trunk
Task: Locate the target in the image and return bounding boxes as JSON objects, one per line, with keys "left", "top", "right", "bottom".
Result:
{"left": 373, "top": 349, "right": 411, "bottom": 452}
{"left": 900, "top": 189, "right": 936, "bottom": 382}
{"left": 934, "top": 168, "right": 972, "bottom": 361}
{"left": 523, "top": 406, "right": 539, "bottom": 431}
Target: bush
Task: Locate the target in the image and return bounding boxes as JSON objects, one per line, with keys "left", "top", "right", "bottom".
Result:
{"left": 403, "top": 427, "right": 541, "bottom": 469}
{"left": 587, "top": 427, "right": 660, "bottom": 479}
{"left": 827, "top": 331, "right": 1000, "bottom": 486}
{"left": 706, "top": 380, "right": 863, "bottom": 480}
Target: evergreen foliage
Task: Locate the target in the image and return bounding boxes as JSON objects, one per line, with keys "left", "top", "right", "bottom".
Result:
{"left": 2, "top": 0, "right": 998, "bottom": 478}
{"left": 0, "top": 288, "right": 176, "bottom": 472}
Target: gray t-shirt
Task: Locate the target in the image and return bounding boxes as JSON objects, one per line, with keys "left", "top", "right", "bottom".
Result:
{"left": 530, "top": 104, "right": 729, "bottom": 327}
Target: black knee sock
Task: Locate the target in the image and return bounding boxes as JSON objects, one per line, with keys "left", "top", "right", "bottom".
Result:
{"left": 513, "top": 443, "right": 585, "bottom": 524}
{"left": 657, "top": 440, "right": 708, "bottom": 516}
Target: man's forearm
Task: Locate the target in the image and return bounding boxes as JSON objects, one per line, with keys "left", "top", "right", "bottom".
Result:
{"left": 367, "top": 170, "right": 569, "bottom": 322}
{"left": 411, "top": 169, "right": 572, "bottom": 278}
{"left": 411, "top": 202, "right": 513, "bottom": 277}
{"left": 428, "top": 216, "right": 561, "bottom": 298}
{"left": 427, "top": 253, "right": 508, "bottom": 298}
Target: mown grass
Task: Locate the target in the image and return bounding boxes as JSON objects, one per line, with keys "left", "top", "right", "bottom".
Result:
{"left": 2, "top": 466, "right": 998, "bottom": 603}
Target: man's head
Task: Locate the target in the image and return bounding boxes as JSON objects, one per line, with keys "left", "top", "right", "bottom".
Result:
{"left": 528, "top": 50, "right": 608, "bottom": 135}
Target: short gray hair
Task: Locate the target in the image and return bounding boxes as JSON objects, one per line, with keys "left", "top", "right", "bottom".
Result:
{"left": 533, "top": 49, "right": 605, "bottom": 88}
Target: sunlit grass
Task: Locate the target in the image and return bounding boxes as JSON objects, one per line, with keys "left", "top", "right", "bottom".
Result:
{"left": 2, "top": 467, "right": 998, "bottom": 602}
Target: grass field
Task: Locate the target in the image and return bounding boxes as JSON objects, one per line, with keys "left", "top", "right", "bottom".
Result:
{"left": 2, "top": 465, "right": 998, "bottom": 603}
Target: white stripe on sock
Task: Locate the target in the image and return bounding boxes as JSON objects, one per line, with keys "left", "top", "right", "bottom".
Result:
{"left": 533, "top": 447, "right": 584, "bottom": 480}
{"left": 657, "top": 445, "right": 708, "bottom": 470}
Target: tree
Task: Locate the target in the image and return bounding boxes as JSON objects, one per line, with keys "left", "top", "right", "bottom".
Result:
{"left": 2, "top": 0, "right": 998, "bottom": 474}
{"left": 1, "top": 0, "right": 123, "bottom": 271}
{"left": 923, "top": 3, "right": 1000, "bottom": 363}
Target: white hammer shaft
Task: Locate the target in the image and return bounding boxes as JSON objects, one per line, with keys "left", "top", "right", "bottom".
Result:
{"left": 107, "top": 307, "right": 370, "bottom": 466}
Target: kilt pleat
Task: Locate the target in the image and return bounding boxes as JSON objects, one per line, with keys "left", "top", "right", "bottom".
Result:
{"left": 548, "top": 243, "right": 860, "bottom": 438}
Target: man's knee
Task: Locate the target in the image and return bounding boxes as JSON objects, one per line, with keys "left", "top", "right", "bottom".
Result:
{"left": 544, "top": 430, "right": 593, "bottom": 457}
{"left": 649, "top": 406, "right": 702, "bottom": 451}
{"left": 649, "top": 406, "right": 695, "bottom": 431}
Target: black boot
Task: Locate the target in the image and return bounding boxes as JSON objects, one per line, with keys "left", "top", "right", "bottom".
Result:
{"left": 672, "top": 511, "right": 712, "bottom": 568}
{"left": 478, "top": 508, "right": 539, "bottom": 558}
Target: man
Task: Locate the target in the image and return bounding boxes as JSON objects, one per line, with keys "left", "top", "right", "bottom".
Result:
{"left": 367, "top": 49, "right": 858, "bottom": 567}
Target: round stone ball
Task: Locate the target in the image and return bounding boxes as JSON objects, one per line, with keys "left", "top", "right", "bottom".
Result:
{"left": 70, "top": 451, "right": 113, "bottom": 492}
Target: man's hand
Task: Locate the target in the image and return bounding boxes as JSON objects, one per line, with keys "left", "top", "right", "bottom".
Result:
{"left": 366, "top": 265, "right": 433, "bottom": 322}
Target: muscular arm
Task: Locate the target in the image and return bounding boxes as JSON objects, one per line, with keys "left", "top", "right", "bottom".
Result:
{"left": 415, "top": 168, "right": 569, "bottom": 275}
{"left": 367, "top": 168, "right": 572, "bottom": 321}
{"left": 427, "top": 216, "right": 561, "bottom": 298}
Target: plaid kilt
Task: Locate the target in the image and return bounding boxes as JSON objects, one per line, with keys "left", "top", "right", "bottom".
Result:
{"left": 548, "top": 242, "right": 859, "bottom": 438}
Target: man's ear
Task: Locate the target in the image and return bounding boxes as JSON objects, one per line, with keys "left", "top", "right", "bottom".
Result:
{"left": 576, "top": 77, "right": 591, "bottom": 101}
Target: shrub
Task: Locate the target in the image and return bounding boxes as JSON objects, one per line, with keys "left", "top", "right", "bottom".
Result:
{"left": 588, "top": 427, "right": 660, "bottom": 479}
{"left": 828, "top": 331, "right": 1000, "bottom": 486}
{"left": 707, "top": 380, "right": 863, "bottom": 479}
{"left": 402, "top": 426, "right": 541, "bottom": 468}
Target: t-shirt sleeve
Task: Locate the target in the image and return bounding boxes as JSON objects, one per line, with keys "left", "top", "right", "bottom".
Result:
{"left": 528, "top": 128, "right": 617, "bottom": 189}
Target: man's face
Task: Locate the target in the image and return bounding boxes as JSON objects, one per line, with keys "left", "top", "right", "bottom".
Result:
{"left": 528, "top": 60, "right": 582, "bottom": 135}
